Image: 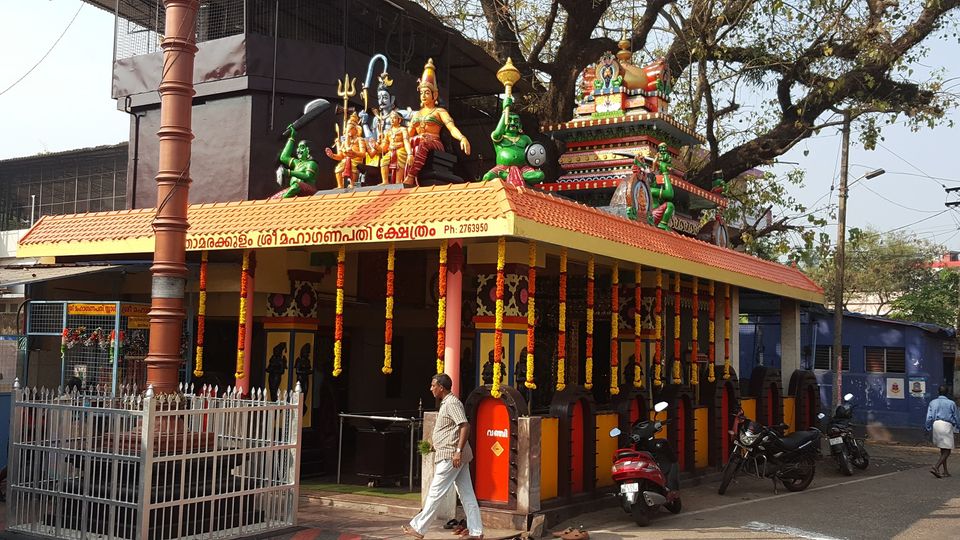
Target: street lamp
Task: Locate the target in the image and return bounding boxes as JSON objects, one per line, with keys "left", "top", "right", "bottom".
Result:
{"left": 832, "top": 115, "right": 885, "bottom": 408}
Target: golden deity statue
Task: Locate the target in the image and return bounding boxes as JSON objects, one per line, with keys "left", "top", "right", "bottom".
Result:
{"left": 325, "top": 113, "right": 367, "bottom": 189}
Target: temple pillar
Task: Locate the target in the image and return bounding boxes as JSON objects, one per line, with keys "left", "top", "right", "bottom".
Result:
{"left": 780, "top": 298, "right": 801, "bottom": 387}
{"left": 730, "top": 286, "right": 741, "bottom": 375}
{"left": 445, "top": 241, "right": 464, "bottom": 396}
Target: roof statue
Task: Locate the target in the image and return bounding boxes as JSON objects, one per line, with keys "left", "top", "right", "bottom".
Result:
{"left": 481, "top": 58, "right": 545, "bottom": 187}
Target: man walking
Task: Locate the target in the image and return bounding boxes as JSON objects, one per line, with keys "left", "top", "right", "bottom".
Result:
{"left": 403, "top": 373, "right": 483, "bottom": 539}
{"left": 925, "top": 385, "right": 960, "bottom": 478}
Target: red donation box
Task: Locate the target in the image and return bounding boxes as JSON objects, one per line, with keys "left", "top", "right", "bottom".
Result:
{"left": 474, "top": 397, "right": 510, "bottom": 503}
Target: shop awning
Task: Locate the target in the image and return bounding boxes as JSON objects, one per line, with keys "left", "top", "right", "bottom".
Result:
{"left": 17, "top": 182, "right": 823, "bottom": 303}
{"left": 0, "top": 264, "right": 129, "bottom": 288}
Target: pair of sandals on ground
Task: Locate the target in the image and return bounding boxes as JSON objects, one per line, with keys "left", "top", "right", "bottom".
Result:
{"left": 930, "top": 467, "right": 951, "bottom": 478}
{"left": 401, "top": 520, "right": 482, "bottom": 540}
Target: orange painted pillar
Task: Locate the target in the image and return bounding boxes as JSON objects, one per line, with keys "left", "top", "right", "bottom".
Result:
{"left": 445, "top": 241, "right": 463, "bottom": 396}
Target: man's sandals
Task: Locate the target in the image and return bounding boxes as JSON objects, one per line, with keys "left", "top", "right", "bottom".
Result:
{"left": 401, "top": 525, "right": 424, "bottom": 540}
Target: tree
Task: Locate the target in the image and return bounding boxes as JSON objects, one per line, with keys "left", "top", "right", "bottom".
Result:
{"left": 804, "top": 228, "right": 944, "bottom": 318}
{"left": 422, "top": 1, "right": 960, "bottom": 255}
{"left": 890, "top": 267, "right": 960, "bottom": 328}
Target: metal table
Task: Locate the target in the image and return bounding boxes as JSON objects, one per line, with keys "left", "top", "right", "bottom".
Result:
{"left": 337, "top": 412, "right": 422, "bottom": 492}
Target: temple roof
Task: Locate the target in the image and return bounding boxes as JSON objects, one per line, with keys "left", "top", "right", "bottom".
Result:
{"left": 18, "top": 182, "right": 822, "bottom": 302}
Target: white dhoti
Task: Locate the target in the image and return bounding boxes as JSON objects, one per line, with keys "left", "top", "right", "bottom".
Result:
{"left": 932, "top": 419, "right": 955, "bottom": 449}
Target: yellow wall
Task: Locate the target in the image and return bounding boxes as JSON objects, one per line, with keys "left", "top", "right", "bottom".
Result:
{"left": 782, "top": 397, "right": 796, "bottom": 434}
{"left": 694, "top": 407, "right": 709, "bottom": 469}
{"left": 741, "top": 398, "right": 756, "bottom": 423}
{"left": 595, "top": 413, "right": 619, "bottom": 487}
{"left": 651, "top": 408, "right": 668, "bottom": 440}
{"left": 540, "top": 417, "right": 559, "bottom": 500}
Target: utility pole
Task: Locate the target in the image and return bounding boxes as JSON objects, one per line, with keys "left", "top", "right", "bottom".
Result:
{"left": 945, "top": 187, "right": 960, "bottom": 396}
{"left": 832, "top": 110, "right": 851, "bottom": 410}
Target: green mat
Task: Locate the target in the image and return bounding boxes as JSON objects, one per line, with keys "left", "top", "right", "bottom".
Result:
{"left": 299, "top": 481, "right": 422, "bottom": 502}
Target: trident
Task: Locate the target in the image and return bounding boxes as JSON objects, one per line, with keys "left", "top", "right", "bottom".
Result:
{"left": 336, "top": 74, "right": 357, "bottom": 149}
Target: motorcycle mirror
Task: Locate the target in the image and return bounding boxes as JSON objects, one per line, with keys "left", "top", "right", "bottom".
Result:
{"left": 817, "top": 412, "right": 826, "bottom": 419}
{"left": 843, "top": 393, "right": 854, "bottom": 402}
{"left": 609, "top": 427, "right": 621, "bottom": 437}
{"left": 654, "top": 401, "right": 669, "bottom": 413}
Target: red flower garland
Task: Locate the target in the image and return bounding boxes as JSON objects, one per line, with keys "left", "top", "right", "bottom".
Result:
{"left": 383, "top": 243, "right": 395, "bottom": 374}
{"left": 235, "top": 251, "right": 255, "bottom": 381}
{"left": 585, "top": 256, "right": 594, "bottom": 390}
{"left": 333, "top": 247, "right": 345, "bottom": 377}
{"left": 525, "top": 242, "right": 537, "bottom": 389}
{"left": 609, "top": 263, "right": 620, "bottom": 396}
{"left": 436, "top": 240, "right": 448, "bottom": 374}
{"left": 557, "top": 248, "right": 567, "bottom": 391}
{"left": 654, "top": 269, "right": 663, "bottom": 387}
{"left": 492, "top": 237, "right": 506, "bottom": 398}
{"left": 194, "top": 251, "right": 208, "bottom": 378}
{"left": 634, "top": 264, "right": 643, "bottom": 389}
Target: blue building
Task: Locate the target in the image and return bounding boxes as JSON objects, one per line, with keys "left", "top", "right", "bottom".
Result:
{"left": 739, "top": 307, "right": 956, "bottom": 429}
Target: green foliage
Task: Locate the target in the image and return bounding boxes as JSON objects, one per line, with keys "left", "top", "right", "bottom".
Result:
{"left": 804, "top": 228, "right": 945, "bottom": 319}
{"left": 890, "top": 268, "right": 960, "bottom": 328}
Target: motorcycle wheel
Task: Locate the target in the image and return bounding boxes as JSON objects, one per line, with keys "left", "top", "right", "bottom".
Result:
{"left": 718, "top": 455, "right": 742, "bottom": 495}
{"left": 631, "top": 501, "right": 653, "bottom": 526}
{"left": 837, "top": 450, "right": 853, "bottom": 476}
{"left": 852, "top": 440, "right": 870, "bottom": 470}
{"left": 665, "top": 497, "right": 682, "bottom": 514}
{"left": 782, "top": 456, "right": 816, "bottom": 492}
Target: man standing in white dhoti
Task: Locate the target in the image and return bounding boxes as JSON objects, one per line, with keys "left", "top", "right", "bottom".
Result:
{"left": 925, "top": 385, "right": 960, "bottom": 478}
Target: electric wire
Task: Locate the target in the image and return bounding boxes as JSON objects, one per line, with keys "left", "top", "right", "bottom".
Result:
{"left": 0, "top": 3, "right": 84, "bottom": 97}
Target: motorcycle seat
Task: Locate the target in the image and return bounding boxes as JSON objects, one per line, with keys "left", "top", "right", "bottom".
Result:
{"left": 779, "top": 430, "right": 820, "bottom": 451}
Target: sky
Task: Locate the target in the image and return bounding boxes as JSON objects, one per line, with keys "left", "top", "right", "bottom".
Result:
{"left": 2, "top": 0, "right": 960, "bottom": 251}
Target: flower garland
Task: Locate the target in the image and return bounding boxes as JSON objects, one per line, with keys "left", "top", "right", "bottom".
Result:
{"left": 235, "top": 250, "right": 255, "bottom": 381}
{"left": 436, "top": 240, "right": 448, "bottom": 374}
{"left": 672, "top": 272, "right": 682, "bottom": 384}
{"left": 492, "top": 237, "right": 506, "bottom": 398}
{"left": 556, "top": 247, "right": 568, "bottom": 392}
{"left": 691, "top": 277, "right": 699, "bottom": 386}
{"left": 708, "top": 280, "right": 716, "bottom": 383}
{"left": 610, "top": 262, "right": 620, "bottom": 396}
{"left": 333, "top": 247, "right": 345, "bottom": 377}
{"left": 194, "top": 251, "right": 208, "bottom": 378}
{"left": 633, "top": 264, "right": 644, "bottom": 389}
{"left": 525, "top": 242, "right": 537, "bottom": 389}
{"left": 584, "top": 256, "right": 594, "bottom": 390}
{"left": 383, "top": 243, "right": 396, "bottom": 375}
{"left": 654, "top": 269, "right": 663, "bottom": 388}
{"left": 724, "top": 283, "right": 731, "bottom": 380}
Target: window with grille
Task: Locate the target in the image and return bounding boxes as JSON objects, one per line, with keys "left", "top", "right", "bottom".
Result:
{"left": 814, "top": 345, "right": 849, "bottom": 371}
{"left": 865, "top": 347, "right": 906, "bottom": 373}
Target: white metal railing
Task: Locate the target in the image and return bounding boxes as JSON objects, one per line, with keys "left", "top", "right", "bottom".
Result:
{"left": 6, "top": 380, "right": 303, "bottom": 540}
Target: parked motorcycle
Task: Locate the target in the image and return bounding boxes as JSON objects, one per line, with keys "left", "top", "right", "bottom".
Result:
{"left": 820, "top": 392, "right": 869, "bottom": 475}
{"left": 718, "top": 408, "right": 820, "bottom": 495}
{"left": 609, "top": 401, "right": 681, "bottom": 526}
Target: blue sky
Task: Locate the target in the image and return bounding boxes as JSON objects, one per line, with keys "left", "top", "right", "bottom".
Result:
{"left": 2, "top": 0, "right": 959, "bottom": 250}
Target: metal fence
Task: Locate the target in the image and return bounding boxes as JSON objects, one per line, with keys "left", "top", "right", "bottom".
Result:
{"left": 6, "top": 381, "right": 303, "bottom": 540}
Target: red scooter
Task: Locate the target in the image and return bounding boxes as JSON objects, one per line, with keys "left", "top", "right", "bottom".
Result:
{"left": 609, "top": 401, "right": 681, "bottom": 526}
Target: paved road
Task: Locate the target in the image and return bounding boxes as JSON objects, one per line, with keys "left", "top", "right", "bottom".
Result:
{"left": 553, "top": 443, "right": 953, "bottom": 539}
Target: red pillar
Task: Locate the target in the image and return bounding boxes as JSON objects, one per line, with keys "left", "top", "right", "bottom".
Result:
{"left": 145, "top": 0, "right": 198, "bottom": 394}
{"left": 444, "top": 241, "right": 464, "bottom": 396}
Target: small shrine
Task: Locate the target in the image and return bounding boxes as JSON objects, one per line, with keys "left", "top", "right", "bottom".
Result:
{"left": 542, "top": 40, "right": 729, "bottom": 246}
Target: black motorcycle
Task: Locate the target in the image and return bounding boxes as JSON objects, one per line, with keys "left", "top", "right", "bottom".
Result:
{"left": 718, "top": 408, "right": 820, "bottom": 495}
{"left": 820, "top": 392, "right": 869, "bottom": 475}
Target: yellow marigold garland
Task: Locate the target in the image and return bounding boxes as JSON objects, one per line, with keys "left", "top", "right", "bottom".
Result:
{"left": 235, "top": 250, "right": 254, "bottom": 381}
{"left": 333, "top": 247, "right": 345, "bottom": 377}
{"left": 691, "top": 277, "right": 699, "bottom": 386}
{"left": 383, "top": 243, "right": 396, "bottom": 375}
{"left": 708, "top": 280, "right": 716, "bottom": 383}
{"left": 436, "top": 240, "right": 448, "bottom": 374}
{"left": 672, "top": 272, "right": 682, "bottom": 384}
{"left": 585, "top": 256, "right": 594, "bottom": 390}
{"left": 193, "top": 251, "right": 208, "bottom": 378}
{"left": 633, "top": 264, "right": 644, "bottom": 389}
{"left": 610, "top": 262, "right": 621, "bottom": 396}
{"left": 724, "top": 283, "right": 731, "bottom": 380}
{"left": 525, "top": 242, "right": 537, "bottom": 389}
{"left": 492, "top": 237, "right": 506, "bottom": 398}
{"left": 557, "top": 247, "right": 568, "bottom": 392}
{"left": 654, "top": 268, "right": 663, "bottom": 388}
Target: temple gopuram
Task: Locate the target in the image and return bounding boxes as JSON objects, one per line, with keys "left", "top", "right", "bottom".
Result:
{"left": 16, "top": 40, "right": 822, "bottom": 531}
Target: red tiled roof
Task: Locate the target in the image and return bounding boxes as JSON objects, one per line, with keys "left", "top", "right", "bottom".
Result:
{"left": 18, "top": 182, "right": 821, "bottom": 301}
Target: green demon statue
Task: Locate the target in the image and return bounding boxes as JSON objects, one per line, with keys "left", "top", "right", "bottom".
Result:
{"left": 649, "top": 142, "right": 674, "bottom": 230}
{"left": 277, "top": 126, "right": 319, "bottom": 198}
{"left": 481, "top": 96, "right": 545, "bottom": 186}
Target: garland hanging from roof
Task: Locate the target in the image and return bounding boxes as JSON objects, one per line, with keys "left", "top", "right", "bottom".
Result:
{"left": 235, "top": 250, "right": 255, "bottom": 382}
{"left": 672, "top": 272, "right": 682, "bottom": 385}
{"left": 525, "top": 242, "right": 537, "bottom": 389}
{"left": 492, "top": 237, "right": 506, "bottom": 398}
{"left": 691, "top": 277, "right": 699, "bottom": 386}
{"left": 610, "top": 262, "right": 620, "bottom": 396}
{"left": 194, "top": 251, "right": 208, "bottom": 378}
{"left": 724, "top": 283, "right": 731, "bottom": 380}
{"left": 383, "top": 243, "right": 396, "bottom": 375}
{"left": 557, "top": 247, "right": 568, "bottom": 392}
{"left": 634, "top": 264, "right": 644, "bottom": 389}
{"left": 654, "top": 268, "right": 663, "bottom": 388}
{"left": 585, "top": 255, "right": 594, "bottom": 390}
{"left": 436, "top": 240, "right": 448, "bottom": 374}
{"left": 708, "top": 280, "right": 716, "bottom": 383}
{"left": 333, "top": 247, "right": 345, "bottom": 377}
